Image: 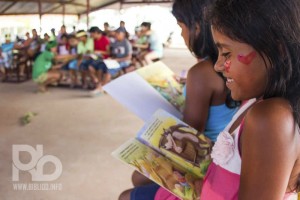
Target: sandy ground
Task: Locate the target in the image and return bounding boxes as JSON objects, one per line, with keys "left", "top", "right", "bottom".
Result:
{"left": 0, "top": 48, "right": 196, "bottom": 200}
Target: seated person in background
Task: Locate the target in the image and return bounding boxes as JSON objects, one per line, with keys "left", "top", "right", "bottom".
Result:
{"left": 106, "top": 27, "right": 132, "bottom": 82}
{"left": 67, "top": 34, "right": 80, "bottom": 88}
{"left": 131, "top": 26, "right": 150, "bottom": 67}
{"left": 32, "top": 41, "right": 70, "bottom": 92}
{"left": 57, "top": 34, "right": 70, "bottom": 55}
{"left": 1, "top": 34, "right": 15, "bottom": 74}
{"left": 14, "top": 32, "right": 31, "bottom": 50}
{"left": 40, "top": 33, "right": 50, "bottom": 52}
{"left": 136, "top": 22, "right": 164, "bottom": 66}
{"left": 27, "top": 29, "right": 42, "bottom": 60}
{"left": 76, "top": 30, "right": 94, "bottom": 89}
{"left": 57, "top": 33, "right": 72, "bottom": 83}
{"left": 88, "top": 26, "right": 110, "bottom": 95}
{"left": 103, "top": 22, "right": 110, "bottom": 36}
{"left": 0, "top": 47, "right": 9, "bottom": 81}
{"left": 57, "top": 25, "right": 68, "bottom": 45}
{"left": 2, "top": 34, "right": 14, "bottom": 58}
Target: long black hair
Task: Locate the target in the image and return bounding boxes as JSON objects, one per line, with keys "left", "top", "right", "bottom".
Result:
{"left": 210, "top": 0, "right": 300, "bottom": 191}
{"left": 210, "top": 0, "right": 300, "bottom": 124}
{"left": 172, "top": 0, "right": 218, "bottom": 63}
{"left": 172, "top": 0, "right": 239, "bottom": 108}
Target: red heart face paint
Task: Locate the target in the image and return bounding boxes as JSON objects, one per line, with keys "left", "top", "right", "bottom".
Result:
{"left": 237, "top": 51, "right": 257, "bottom": 65}
{"left": 224, "top": 60, "right": 231, "bottom": 73}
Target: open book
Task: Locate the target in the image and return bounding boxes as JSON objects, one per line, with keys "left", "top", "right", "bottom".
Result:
{"left": 103, "top": 61, "right": 185, "bottom": 121}
{"left": 112, "top": 109, "right": 212, "bottom": 200}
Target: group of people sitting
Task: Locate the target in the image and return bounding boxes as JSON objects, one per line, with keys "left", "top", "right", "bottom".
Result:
{"left": 0, "top": 21, "right": 164, "bottom": 96}
{"left": 0, "top": 29, "right": 44, "bottom": 81}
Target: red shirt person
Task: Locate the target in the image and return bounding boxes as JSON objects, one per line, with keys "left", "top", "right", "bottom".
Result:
{"left": 89, "top": 26, "right": 110, "bottom": 59}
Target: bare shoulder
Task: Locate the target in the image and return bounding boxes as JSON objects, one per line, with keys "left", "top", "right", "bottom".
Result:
{"left": 187, "top": 60, "right": 222, "bottom": 85}
{"left": 241, "top": 98, "right": 300, "bottom": 193}
{"left": 244, "top": 98, "right": 298, "bottom": 149}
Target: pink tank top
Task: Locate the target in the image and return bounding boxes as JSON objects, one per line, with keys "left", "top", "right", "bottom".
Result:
{"left": 155, "top": 99, "right": 298, "bottom": 200}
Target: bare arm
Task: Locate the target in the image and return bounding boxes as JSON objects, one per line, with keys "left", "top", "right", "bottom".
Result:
{"left": 183, "top": 62, "right": 215, "bottom": 132}
{"left": 239, "top": 98, "right": 298, "bottom": 199}
{"left": 94, "top": 50, "right": 109, "bottom": 56}
{"left": 133, "top": 43, "right": 149, "bottom": 49}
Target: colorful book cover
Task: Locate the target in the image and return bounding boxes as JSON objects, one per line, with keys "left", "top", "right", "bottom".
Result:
{"left": 136, "top": 62, "right": 185, "bottom": 113}
{"left": 112, "top": 139, "right": 203, "bottom": 200}
{"left": 112, "top": 109, "right": 212, "bottom": 200}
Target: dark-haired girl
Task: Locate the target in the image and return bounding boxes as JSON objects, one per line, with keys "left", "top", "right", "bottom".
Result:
{"left": 200, "top": 0, "right": 300, "bottom": 198}
{"left": 158, "top": 0, "right": 300, "bottom": 199}
{"left": 119, "top": 0, "right": 239, "bottom": 199}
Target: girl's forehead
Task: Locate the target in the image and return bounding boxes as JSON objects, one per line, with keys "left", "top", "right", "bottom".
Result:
{"left": 212, "top": 29, "right": 255, "bottom": 52}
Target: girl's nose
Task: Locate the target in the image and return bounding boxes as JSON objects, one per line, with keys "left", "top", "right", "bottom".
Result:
{"left": 214, "top": 59, "right": 225, "bottom": 72}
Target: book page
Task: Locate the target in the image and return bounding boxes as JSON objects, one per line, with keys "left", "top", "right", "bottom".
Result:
{"left": 112, "top": 139, "right": 202, "bottom": 200}
{"left": 103, "top": 72, "right": 182, "bottom": 121}
{"left": 137, "top": 109, "right": 211, "bottom": 178}
{"left": 103, "top": 59, "right": 121, "bottom": 69}
{"left": 136, "top": 61, "right": 185, "bottom": 113}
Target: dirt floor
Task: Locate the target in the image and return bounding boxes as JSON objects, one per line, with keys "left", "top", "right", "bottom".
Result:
{"left": 0, "top": 48, "right": 196, "bottom": 200}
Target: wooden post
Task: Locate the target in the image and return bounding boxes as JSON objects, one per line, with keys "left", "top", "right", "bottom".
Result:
{"left": 62, "top": 3, "right": 65, "bottom": 25}
{"left": 86, "top": 0, "right": 90, "bottom": 30}
{"left": 38, "top": 0, "right": 42, "bottom": 34}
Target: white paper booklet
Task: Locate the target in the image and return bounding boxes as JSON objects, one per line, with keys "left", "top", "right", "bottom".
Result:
{"left": 103, "top": 59, "right": 121, "bottom": 69}
{"left": 103, "top": 61, "right": 185, "bottom": 121}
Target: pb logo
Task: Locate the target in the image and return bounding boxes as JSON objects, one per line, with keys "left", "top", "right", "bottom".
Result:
{"left": 12, "top": 145, "right": 62, "bottom": 182}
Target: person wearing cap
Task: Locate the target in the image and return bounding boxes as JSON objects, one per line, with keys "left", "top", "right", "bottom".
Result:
{"left": 106, "top": 26, "right": 132, "bottom": 81}
{"left": 89, "top": 26, "right": 110, "bottom": 59}
{"left": 76, "top": 30, "right": 94, "bottom": 89}
{"left": 135, "top": 22, "right": 164, "bottom": 66}
{"left": 88, "top": 26, "right": 110, "bottom": 95}
{"left": 32, "top": 41, "right": 72, "bottom": 92}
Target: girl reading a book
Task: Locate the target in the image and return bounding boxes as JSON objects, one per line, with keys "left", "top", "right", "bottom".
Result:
{"left": 157, "top": 0, "right": 300, "bottom": 199}
{"left": 118, "top": 0, "right": 239, "bottom": 199}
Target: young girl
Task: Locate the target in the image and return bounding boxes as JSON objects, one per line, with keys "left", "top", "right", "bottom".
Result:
{"left": 119, "top": 0, "right": 239, "bottom": 199}
{"left": 206, "top": 0, "right": 300, "bottom": 199}
{"left": 156, "top": 0, "right": 300, "bottom": 200}
{"left": 158, "top": 0, "right": 300, "bottom": 199}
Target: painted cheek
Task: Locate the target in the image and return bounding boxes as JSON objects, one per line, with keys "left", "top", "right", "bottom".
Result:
{"left": 224, "top": 60, "right": 231, "bottom": 73}
{"left": 237, "top": 51, "right": 257, "bottom": 65}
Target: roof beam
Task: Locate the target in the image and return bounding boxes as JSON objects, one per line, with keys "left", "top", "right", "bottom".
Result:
{"left": 43, "top": 4, "right": 63, "bottom": 14}
{"left": 2, "top": 0, "right": 71, "bottom": 3}
{"left": 68, "top": 2, "right": 86, "bottom": 7}
{"left": 122, "top": 0, "right": 172, "bottom": 4}
{"left": 80, "top": 0, "right": 119, "bottom": 15}
{"left": 0, "top": 1, "right": 16, "bottom": 14}
{"left": 0, "top": 12, "right": 76, "bottom": 15}
{"left": 1, "top": 0, "right": 86, "bottom": 6}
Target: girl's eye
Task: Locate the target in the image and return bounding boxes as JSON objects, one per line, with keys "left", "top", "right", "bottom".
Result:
{"left": 221, "top": 52, "right": 231, "bottom": 59}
